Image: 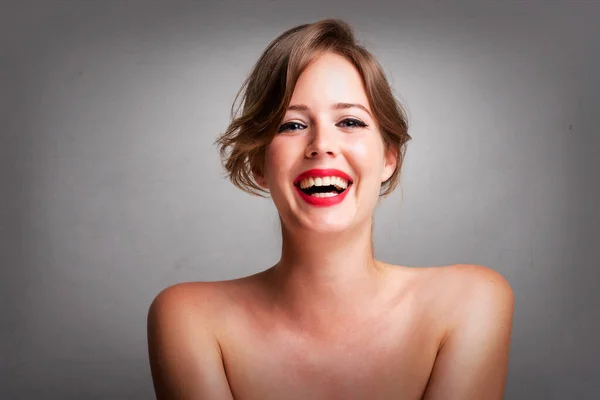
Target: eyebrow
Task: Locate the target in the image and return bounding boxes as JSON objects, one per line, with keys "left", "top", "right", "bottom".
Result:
{"left": 287, "top": 102, "right": 372, "bottom": 117}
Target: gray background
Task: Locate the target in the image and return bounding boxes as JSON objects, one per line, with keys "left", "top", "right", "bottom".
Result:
{"left": 1, "top": 0, "right": 598, "bottom": 399}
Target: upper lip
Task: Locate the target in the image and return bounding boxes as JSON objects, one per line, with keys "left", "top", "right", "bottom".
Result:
{"left": 294, "top": 169, "right": 354, "bottom": 185}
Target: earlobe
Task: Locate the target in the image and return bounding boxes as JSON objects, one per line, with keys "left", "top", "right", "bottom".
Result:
{"left": 381, "top": 147, "right": 398, "bottom": 182}
{"left": 250, "top": 154, "right": 269, "bottom": 189}
{"left": 381, "top": 165, "right": 395, "bottom": 183}
{"left": 252, "top": 168, "right": 269, "bottom": 189}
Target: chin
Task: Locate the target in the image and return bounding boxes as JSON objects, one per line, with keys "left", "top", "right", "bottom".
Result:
{"left": 273, "top": 190, "right": 372, "bottom": 235}
{"left": 303, "top": 219, "right": 351, "bottom": 234}
{"left": 290, "top": 210, "right": 362, "bottom": 235}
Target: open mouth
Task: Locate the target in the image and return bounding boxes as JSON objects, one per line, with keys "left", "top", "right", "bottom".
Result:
{"left": 293, "top": 169, "right": 354, "bottom": 206}
{"left": 295, "top": 176, "right": 352, "bottom": 198}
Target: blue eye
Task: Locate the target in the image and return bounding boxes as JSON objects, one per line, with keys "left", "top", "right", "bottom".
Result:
{"left": 277, "top": 122, "right": 306, "bottom": 133}
{"left": 277, "top": 118, "right": 368, "bottom": 133}
{"left": 337, "top": 118, "right": 368, "bottom": 129}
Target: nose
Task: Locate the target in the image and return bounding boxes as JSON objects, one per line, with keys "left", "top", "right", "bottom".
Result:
{"left": 304, "top": 121, "right": 339, "bottom": 159}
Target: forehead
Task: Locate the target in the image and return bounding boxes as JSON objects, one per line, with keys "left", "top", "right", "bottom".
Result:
{"left": 289, "top": 52, "right": 370, "bottom": 108}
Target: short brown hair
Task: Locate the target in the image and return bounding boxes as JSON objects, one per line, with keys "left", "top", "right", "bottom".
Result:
{"left": 215, "top": 19, "right": 411, "bottom": 197}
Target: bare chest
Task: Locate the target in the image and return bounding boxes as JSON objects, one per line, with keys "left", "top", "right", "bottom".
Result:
{"left": 219, "top": 312, "right": 441, "bottom": 400}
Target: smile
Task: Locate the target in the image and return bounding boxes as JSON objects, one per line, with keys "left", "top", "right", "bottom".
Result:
{"left": 293, "top": 169, "right": 353, "bottom": 207}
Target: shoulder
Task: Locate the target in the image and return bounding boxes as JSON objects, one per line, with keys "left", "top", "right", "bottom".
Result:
{"left": 421, "top": 264, "right": 513, "bottom": 301}
{"left": 405, "top": 264, "right": 514, "bottom": 337}
{"left": 147, "top": 274, "right": 266, "bottom": 330}
{"left": 407, "top": 263, "right": 513, "bottom": 303}
{"left": 146, "top": 281, "right": 241, "bottom": 398}
{"left": 425, "top": 264, "right": 514, "bottom": 343}
{"left": 146, "top": 279, "right": 250, "bottom": 355}
{"left": 146, "top": 282, "right": 227, "bottom": 359}
{"left": 418, "top": 266, "right": 514, "bottom": 398}
{"left": 148, "top": 282, "right": 222, "bottom": 323}
{"left": 445, "top": 264, "right": 513, "bottom": 309}
{"left": 440, "top": 263, "right": 512, "bottom": 292}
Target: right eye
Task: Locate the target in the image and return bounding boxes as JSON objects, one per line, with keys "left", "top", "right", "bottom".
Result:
{"left": 277, "top": 121, "right": 306, "bottom": 133}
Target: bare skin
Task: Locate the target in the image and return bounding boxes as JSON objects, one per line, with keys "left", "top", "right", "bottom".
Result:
{"left": 147, "top": 51, "right": 514, "bottom": 399}
{"left": 147, "top": 263, "right": 513, "bottom": 400}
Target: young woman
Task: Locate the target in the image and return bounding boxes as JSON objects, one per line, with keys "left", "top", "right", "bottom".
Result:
{"left": 147, "top": 19, "right": 514, "bottom": 400}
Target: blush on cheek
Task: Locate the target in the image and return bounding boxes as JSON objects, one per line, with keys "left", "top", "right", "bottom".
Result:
{"left": 348, "top": 141, "right": 382, "bottom": 176}
{"left": 263, "top": 140, "right": 298, "bottom": 191}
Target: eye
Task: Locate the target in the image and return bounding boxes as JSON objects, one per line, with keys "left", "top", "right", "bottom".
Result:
{"left": 277, "top": 121, "right": 306, "bottom": 133}
{"left": 337, "top": 118, "right": 368, "bottom": 129}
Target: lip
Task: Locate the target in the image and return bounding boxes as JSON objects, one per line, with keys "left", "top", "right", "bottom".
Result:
{"left": 293, "top": 168, "right": 353, "bottom": 208}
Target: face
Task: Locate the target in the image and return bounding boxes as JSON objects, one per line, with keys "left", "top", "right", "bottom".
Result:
{"left": 256, "top": 52, "right": 396, "bottom": 234}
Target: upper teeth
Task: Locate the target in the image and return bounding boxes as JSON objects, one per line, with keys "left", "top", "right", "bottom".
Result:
{"left": 299, "top": 176, "right": 349, "bottom": 190}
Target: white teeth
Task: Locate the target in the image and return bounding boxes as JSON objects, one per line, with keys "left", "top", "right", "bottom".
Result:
{"left": 298, "top": 176, "right": 350, "bottom": 189}
{"left": 311, "top": 192, "right": 338, "bottom": 198}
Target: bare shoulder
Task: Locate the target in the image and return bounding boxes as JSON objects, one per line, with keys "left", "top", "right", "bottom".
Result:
{"left": 147, "top": 273, "right": 266, "bottom": 344}
{"left": 435, "top": 263, "right": 512, "bottom": 291}
{"left": 397, "top": 263, "right": 514, "bottom": 343}
{"left": 147, "top": 276, "right": 259, "bottom": 339}
{"left": 413, "top": 264, "right": 513, "bottom": 305}
{"left": 147, "top": 280, "right": 250, "bottom": 399}
{"left": 443, "top": 264, "right": 514, "bottom": 335}
{"left": 148, "top": 281, "right": 227, "bottom": 320}
{"left": 149, "top": 270, "right": 265, "bottom": 311}
{"left": 413, "top": 265, "right": 515, "bottom": 399}
{"left": 439, "top": 264, "right": 513, "bottom": 310}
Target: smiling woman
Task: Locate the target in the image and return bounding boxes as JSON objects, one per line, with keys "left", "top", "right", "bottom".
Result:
{"left": 214, "top": 20, "right": 409, "bottom": 199}
{"left": 147, "top": 19, "right": 514, "bottom": 400}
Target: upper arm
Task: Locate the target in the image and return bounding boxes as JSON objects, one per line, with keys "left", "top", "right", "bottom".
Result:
{"left": 423, "top": 266, "right": 515, "bottom": 400}
{"left": 147, "top": 284, "right": 234, "bottom": 400}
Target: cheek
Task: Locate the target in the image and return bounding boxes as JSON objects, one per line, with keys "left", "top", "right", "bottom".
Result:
{"left": 264, "top": 138, "right": 297, "bottom": 184}
{"left": 347, "top": 136, "right": 385, "bottom": 178}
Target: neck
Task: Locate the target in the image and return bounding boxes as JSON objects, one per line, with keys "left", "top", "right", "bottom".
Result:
{"left": 265, "top": 217, "right": 391, "bottom": 330}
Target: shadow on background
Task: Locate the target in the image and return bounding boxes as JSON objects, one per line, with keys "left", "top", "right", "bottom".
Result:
{"left": 1, "top": 1, "right": 599, "bottom": 399}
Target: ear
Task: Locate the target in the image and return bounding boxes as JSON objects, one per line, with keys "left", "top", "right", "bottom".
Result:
{"left": 252, "top": 165, "right": 269, "bottom": 189}
{"left": 381, "top": 145, "right": 398, "bottom": 183}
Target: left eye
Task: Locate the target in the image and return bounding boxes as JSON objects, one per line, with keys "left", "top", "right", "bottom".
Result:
{"left": 337, "top": 118, "right": 368, "bottom": 129}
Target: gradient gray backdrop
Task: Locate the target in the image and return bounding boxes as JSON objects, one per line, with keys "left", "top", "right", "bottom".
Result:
{"left": 1, "top": 0, "right": 599, "bottom": 399}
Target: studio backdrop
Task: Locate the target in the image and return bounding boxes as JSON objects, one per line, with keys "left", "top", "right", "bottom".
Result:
{"left": 1, "top": 1, "right": 598, "bottom": 399}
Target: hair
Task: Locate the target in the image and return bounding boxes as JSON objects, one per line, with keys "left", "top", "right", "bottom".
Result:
{"left": 215, "top": 19, "right": 411, "bottom": 198}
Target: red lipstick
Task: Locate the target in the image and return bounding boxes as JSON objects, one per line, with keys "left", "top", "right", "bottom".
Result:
{"left": 293, "top": 168, "right": 353, "bottom": 207}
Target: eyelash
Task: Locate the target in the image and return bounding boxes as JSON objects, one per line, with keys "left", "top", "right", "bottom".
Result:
{"left": 277, "top": 118, "right": 368, "bottom": 133}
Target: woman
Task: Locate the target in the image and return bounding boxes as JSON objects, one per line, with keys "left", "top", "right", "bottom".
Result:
{"left": 147, "top": 19, "right": 514, "bottom": 400}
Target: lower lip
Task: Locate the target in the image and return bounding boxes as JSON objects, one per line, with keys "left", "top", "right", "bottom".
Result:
{"left": 294, "top": 185, "right": 351, "bottom": 207}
